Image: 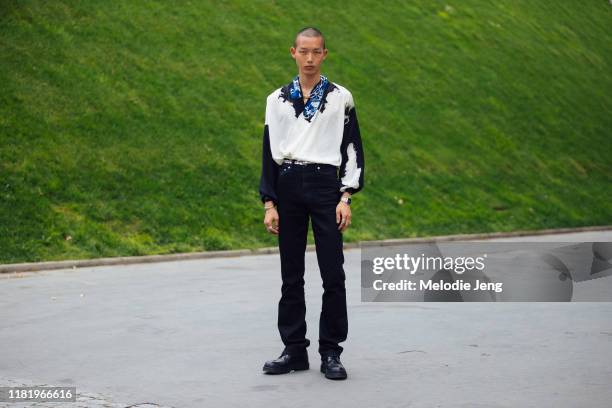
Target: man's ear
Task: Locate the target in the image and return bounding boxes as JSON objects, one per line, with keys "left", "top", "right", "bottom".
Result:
{"left": 290, "top": 47, "right": 296, "bottom": 59}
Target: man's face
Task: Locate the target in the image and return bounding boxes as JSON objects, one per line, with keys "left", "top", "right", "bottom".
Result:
{"left": 290, "top": 35, "right": 327, "bottom": 75}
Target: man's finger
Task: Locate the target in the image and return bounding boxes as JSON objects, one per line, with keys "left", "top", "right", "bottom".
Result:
{"left": 264, "top": 216, "right": 279, "bottom": 234}
{"left": 340, "top": 212, "right": 352, "bottom": 232}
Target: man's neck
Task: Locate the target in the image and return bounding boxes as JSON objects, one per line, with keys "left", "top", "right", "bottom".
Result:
{"left": 298, "top": 70, "right": 321, "bottom": 93}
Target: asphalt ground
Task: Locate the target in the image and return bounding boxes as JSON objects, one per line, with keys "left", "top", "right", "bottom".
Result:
{"left": 1, "top": 230, "right": 611, "bottom": 407}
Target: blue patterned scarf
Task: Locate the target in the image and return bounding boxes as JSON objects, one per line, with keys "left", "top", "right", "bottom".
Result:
{"left": 289, "top": 74, "right": 329, "bottom": 121}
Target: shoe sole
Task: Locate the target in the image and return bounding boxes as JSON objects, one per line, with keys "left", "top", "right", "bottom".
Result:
{"left": 262, "top": 361, "right": 309, "bottom": 374}
{"left": 320, "top": 364, "right": 348, "bottom": 380}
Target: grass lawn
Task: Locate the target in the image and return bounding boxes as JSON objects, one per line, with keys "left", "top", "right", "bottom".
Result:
{"left": 1, "top": 1, "right": 610, "bottom": 263}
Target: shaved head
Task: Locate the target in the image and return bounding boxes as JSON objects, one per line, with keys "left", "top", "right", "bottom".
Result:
{"left": 294, "top": 26, "right": 326, "bottom": 49}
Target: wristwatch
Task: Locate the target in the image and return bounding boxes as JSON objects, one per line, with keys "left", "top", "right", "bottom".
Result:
{"left": 340, "top": 196, "right": 352, "bottom": 205}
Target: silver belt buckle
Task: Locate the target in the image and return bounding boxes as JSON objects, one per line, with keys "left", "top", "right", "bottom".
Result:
{"left": 283, "top": 158, "right": 311, "bottom": 166}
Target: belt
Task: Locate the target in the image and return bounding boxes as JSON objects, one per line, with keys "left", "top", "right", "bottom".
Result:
{"left": 282, "top": 158, "right": 316, "bottom": 166}
{"left": 282, "top": 158, "right": 338, "bottom": 171}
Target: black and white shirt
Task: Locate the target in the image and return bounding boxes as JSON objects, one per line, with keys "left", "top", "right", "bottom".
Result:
{"left": 259, "top": 78, "right": 365, "bottom": 205}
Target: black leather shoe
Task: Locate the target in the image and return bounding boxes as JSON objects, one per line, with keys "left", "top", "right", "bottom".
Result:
{"left": 262, "top": 349, "right": 309, "bottom": 374}
{"left": 320, "top": 354, "right": 348, "bottom": 380}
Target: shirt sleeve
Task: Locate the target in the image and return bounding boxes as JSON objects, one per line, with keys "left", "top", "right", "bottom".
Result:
{"left": 259, "top": 99, "right": 279, "bottom": 205}
{"left": 339, "top": 92, "right": 365, "bottom": 195}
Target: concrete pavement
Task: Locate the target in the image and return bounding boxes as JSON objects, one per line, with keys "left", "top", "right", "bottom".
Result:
{"left": 1, "top": 230, "right": 611, "bottom": 407}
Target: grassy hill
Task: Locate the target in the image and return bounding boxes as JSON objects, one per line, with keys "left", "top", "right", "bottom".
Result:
{"left": 1, "top": 1, "right": 611, "bottom": 263}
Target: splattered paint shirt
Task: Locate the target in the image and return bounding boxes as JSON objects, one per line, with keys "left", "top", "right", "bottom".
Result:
{"left": 259, "top": 75, "right": 365, "bottom": 205}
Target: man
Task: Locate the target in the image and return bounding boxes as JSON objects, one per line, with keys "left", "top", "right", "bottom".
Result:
{"left": 259, "top": 27, "right": 365, "bottom": 381}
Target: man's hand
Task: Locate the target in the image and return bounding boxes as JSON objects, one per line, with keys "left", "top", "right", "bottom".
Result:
{"left": 264, "top": 204, "right": 279, "bottom": 235}
{"left": 336, "top": 196, "right": 352, "bottom": 233}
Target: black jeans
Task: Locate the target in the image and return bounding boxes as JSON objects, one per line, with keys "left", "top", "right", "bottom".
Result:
{"left": 276, "top": 161, "right": 348, "bottom": 359}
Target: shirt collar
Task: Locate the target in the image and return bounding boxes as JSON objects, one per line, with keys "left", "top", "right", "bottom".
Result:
{"left": 288, "top": 74, "right": 329, "bottom": 121}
